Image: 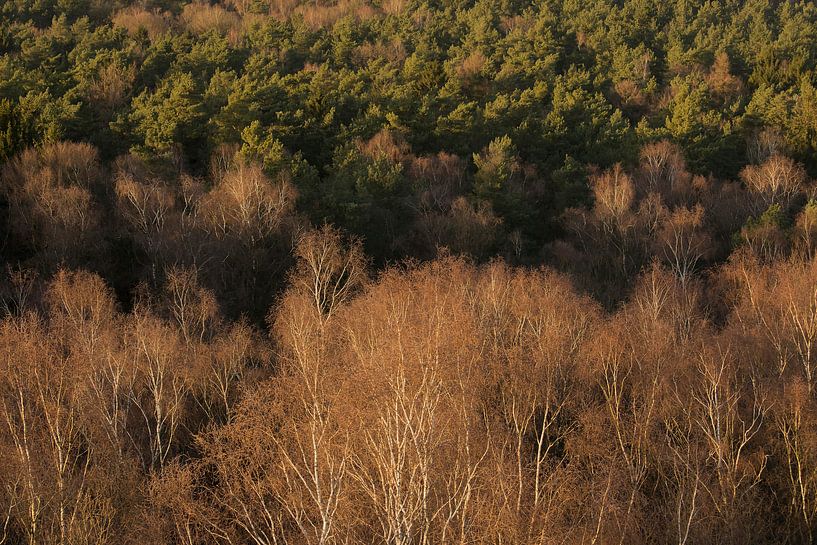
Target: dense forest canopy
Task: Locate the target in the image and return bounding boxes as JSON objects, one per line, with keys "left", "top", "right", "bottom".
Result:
{"left": 1, "top": 0, "right": 817, "bottom": 544}
{"left": 0, "top": 0, "right": 816, "bottom": 270}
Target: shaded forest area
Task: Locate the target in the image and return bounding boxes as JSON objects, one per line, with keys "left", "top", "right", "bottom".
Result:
{"left": 2, "top": 0, "right": 817, "bottom": 543}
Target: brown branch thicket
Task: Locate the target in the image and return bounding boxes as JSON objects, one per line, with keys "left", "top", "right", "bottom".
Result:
{"left": 1, "top": 143, "right": 105, "bottom": 268}
{"left": 3, "top": 141, "right": 817, "bottom": 545}
{"left": 1, "top": 250, "right": 812, "bottom": 544}
{"left": 740, "top": 154, "right": 807, "bottom": 214}
{"left": 111, "top": 7, "right": 171, "bottom": 39}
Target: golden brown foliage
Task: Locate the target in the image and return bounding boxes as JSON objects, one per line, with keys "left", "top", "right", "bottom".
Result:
{"left": 4, "top": 138, "right": 817, "bottom": 545}
{"left": 740, "top": 154, "right": 807, "bottom": 214}
{"left": 1, "top": 143, "right": 105, "bottom": 268}
{"left": 111, "top": 7, "right": 171, "bottom": 40}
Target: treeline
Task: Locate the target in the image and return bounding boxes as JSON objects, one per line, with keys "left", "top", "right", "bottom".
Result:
{"left": 2, "top": 136, "right": 814, "bottom": 313}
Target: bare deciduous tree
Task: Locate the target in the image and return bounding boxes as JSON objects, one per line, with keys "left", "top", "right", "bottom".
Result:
{"left": 291, "top": 225, "right": 367, "bottom": 322}
{"left": 655, "top": 205, "right": 712, "bottom": 284}
{"left": 740, "top": 154, "right": 806, "bottom": 214}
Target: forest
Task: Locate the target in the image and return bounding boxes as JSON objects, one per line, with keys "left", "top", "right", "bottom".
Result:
{"left": 1, "top": 0, "right": 817, "bottom": 543}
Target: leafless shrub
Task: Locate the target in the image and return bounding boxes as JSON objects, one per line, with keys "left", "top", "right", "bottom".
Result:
{"left": 112, "top": 7, "right": 171, "bottom": 39}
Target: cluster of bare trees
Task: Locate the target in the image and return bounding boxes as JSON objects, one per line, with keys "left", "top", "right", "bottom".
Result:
{"left": 1, "top": 243, "right": 816, "bottom": 544}
{"left": 557, "top": 140, "right": 815, "bottom": 306}
{"left": 1, "top": 143, "right": 106, "bottom": 268}
{"left": 2, "top": 137, "right": 817, "bottom": 544}
{"left": 1, "top": 141, "right": 300, "bottom": 319}
{"left": 0, "top": 266, "right": 265, "bottom": 545}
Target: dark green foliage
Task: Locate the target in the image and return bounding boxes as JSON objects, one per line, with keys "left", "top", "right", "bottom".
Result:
{"left": 0, "top": 98, "right": 32, "bottom": 161}
{"left": 0, "top": 0, "right": 816, "bottom": 262}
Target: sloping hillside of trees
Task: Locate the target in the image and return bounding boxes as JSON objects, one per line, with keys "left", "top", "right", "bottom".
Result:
{"left": 1, "top": 0, "right": 817, "bottom": 544}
